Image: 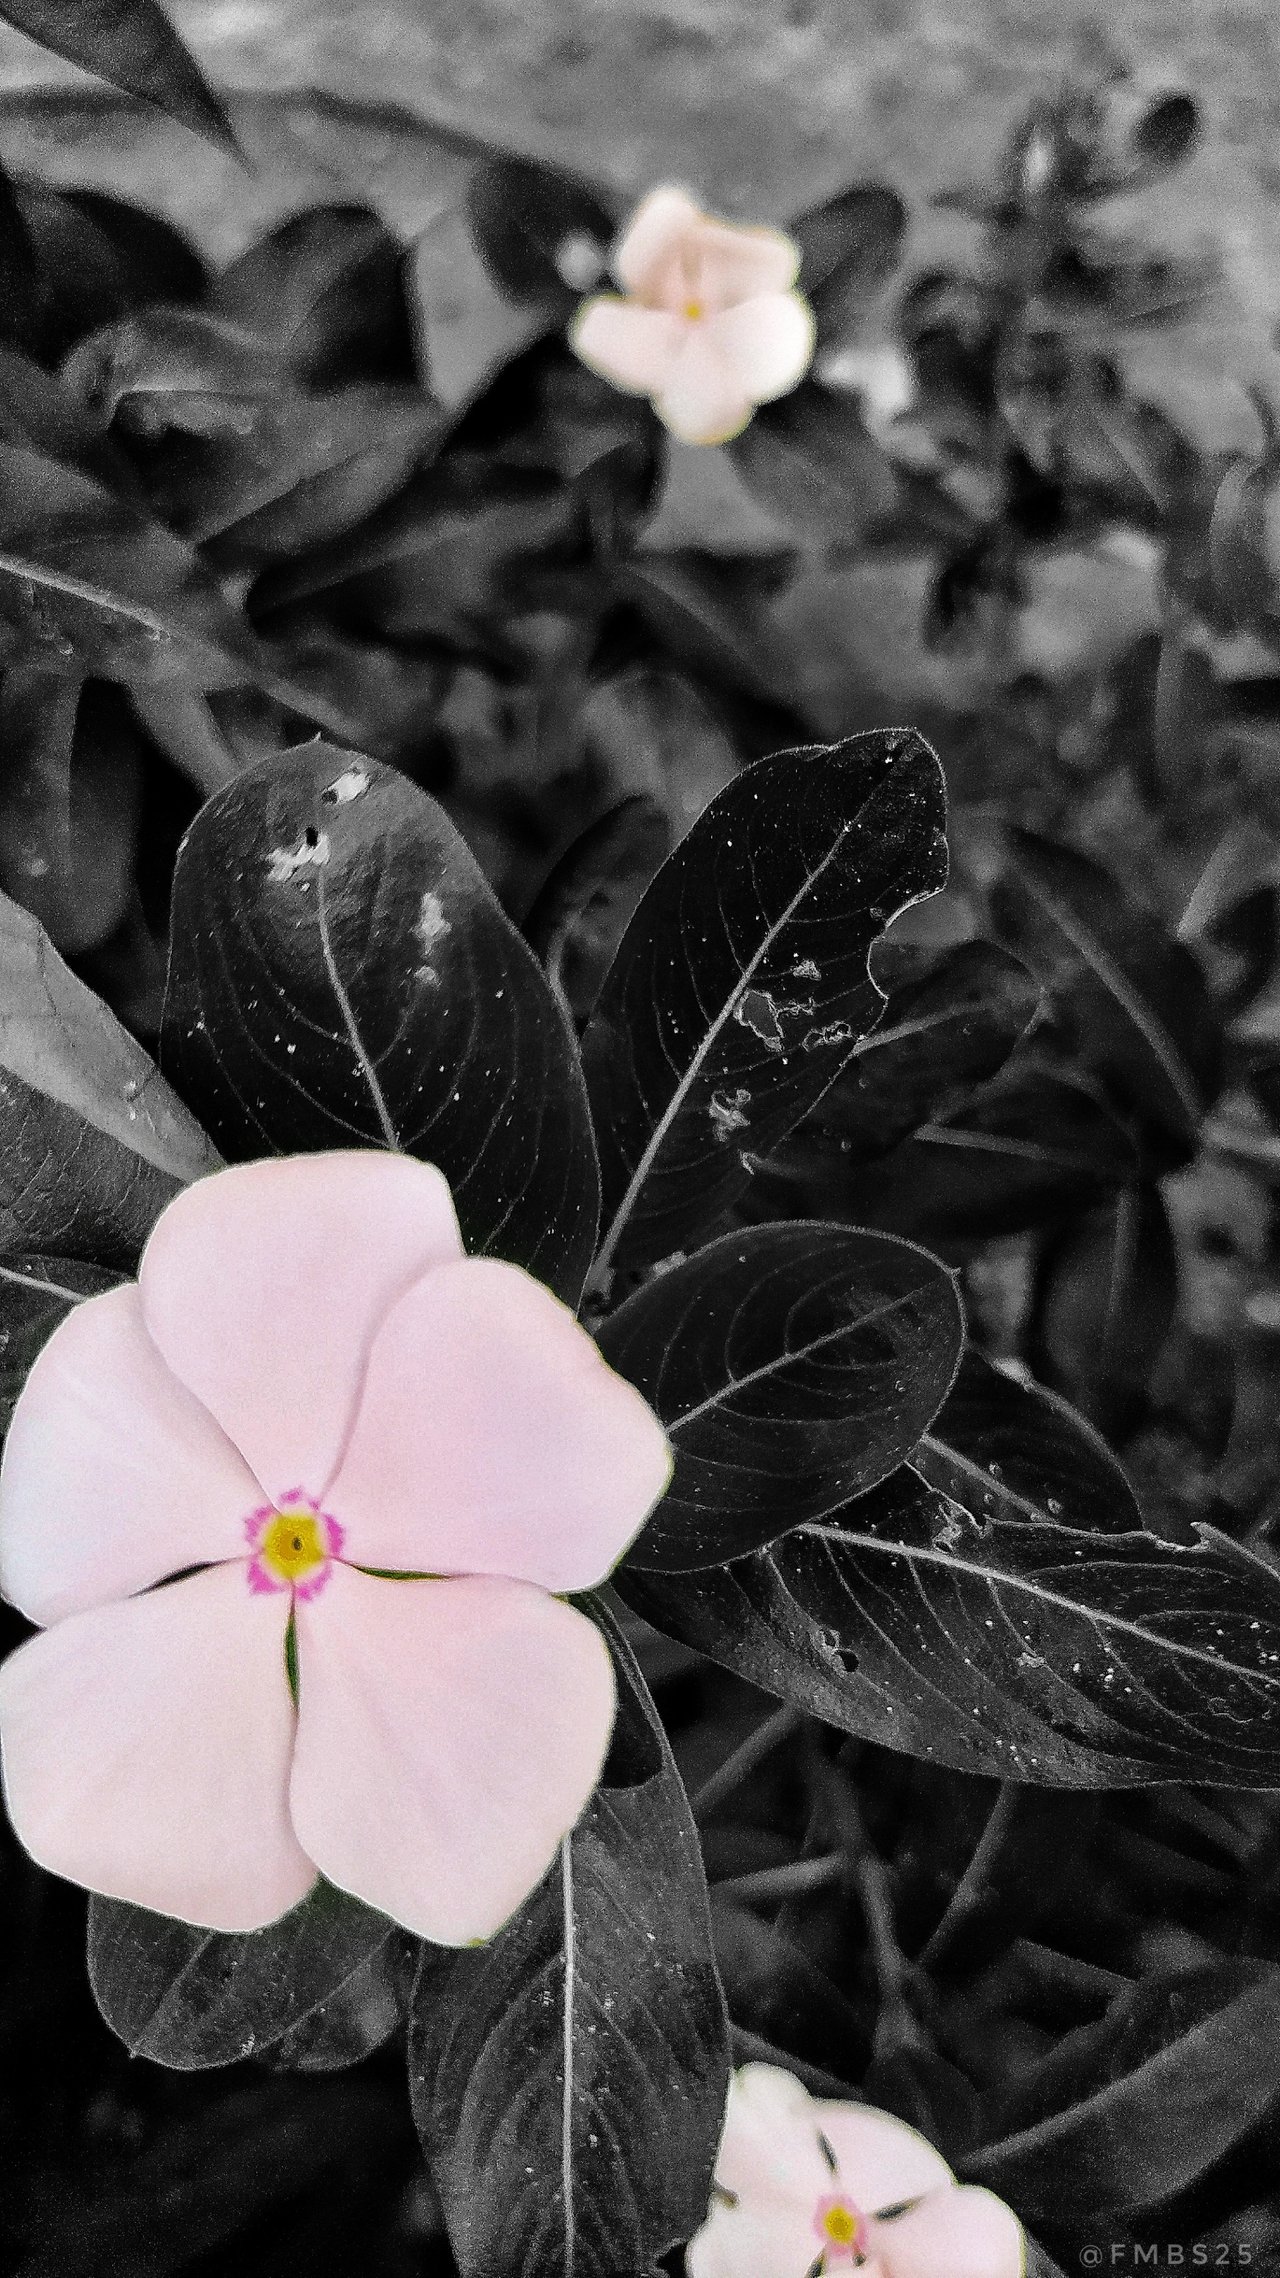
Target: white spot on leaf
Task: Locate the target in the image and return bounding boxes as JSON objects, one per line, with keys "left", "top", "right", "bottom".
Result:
{"left": 414, "top": 889, "right": 453, "bottom": 983}
{"left": 709, "top": 1087, "right": 751, "bottom": 1142}
{"left": 267, "top": 830, "right": 330, "bottom": 883}
{"left": 323, "top": 764, "right": 370, "bottom": 806}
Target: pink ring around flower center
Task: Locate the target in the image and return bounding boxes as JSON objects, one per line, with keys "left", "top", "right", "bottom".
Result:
{"left": 244, "top": 1490, "right": 344, "bottom": 1601}
{"left": 813, "top": 2191, "right": 867, "bottom": 2264}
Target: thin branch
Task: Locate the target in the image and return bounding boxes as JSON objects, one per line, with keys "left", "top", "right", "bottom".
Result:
{"left": 918, "top": 1784, "right": 1018, "bottom": 1971}
{"left": 691, "top": 1705, "right": 800, "bottom": 1819}
{"left": 819, "top": 1753, "right": 925, "bottom": 2055}
{"left": 713, "top": 1853, "right": 845, "bottom": 1905}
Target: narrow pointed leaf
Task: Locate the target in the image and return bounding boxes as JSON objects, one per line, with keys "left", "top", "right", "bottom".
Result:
{"left": 0, "top": 0, "right": 237, "bottom": 152}
{"left": 215, "top": 206, "right": 418, "bottom": 390}
{"left": 992, "top": 830, "right": 1223, "bottom": 1151}
{"left": 965, "top": 1961, "right": 1280, "bottom": 2219}
{"left": 773, "top": 1061, "right": 1137, "bottom": 1248}
{"left": 0, "top": 665, "right": 141, "bottom": 954}
{"left": 0, "top": 889, "right": 218, "bottom": 1263}
{"left": 622, "top": 1355, "right": 1280, "bottom": 1784}
{"left": 582, "top": 731, "right": 948, "bottom": 1287}
{"left": 161, "top": 744, "right": 600, "bottom": 1302}
{"left": 1031, "top": 1184, "right": 1178, "bottom": 1433}
{"left": 409, "top": 1601, "right": 729, "bottom": 2278}
{"left": 768, "top": 939, "right": 1042, "bottom": 1167}
{"left": 599, "top": 1222, "right": 964, "bottom": 1571}
{"left": 467, "top": 157, "right": 613, "bottom": 311}
{"left": 0, "top": 440, "right": 268, "bottom": 690}
{"left": 790, "top": 184, "right": 907, "bottom": 346}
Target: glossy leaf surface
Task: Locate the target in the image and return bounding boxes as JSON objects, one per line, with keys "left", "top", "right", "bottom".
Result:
{"left": 582, "top": 730, "right": 948, "bottom": 1286}
{"left": 600, "top": 1223, "right": 964, "bottom": 1571}
{"left": 409, "top": 1602, "right": 728, "bottom": 2278}
{"left": 162, "top": 744, "right": 600, "bottom": 1302}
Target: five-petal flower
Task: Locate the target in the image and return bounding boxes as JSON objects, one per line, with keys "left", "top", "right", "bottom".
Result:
{"left": 570, "top": 185, "right": 815, "bottom": 445}
{"left": 686, "top": 2066, "right": 1024, "bottom": 2278}
{"left": 0, "top": 1151, "right": 672, "bottom": 1945}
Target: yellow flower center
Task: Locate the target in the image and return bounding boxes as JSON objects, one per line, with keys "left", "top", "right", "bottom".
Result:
{"left": 683, "top": 298, "right": 704, "bottom": 320}
{"left": 821, "top": 2199, "right": 863, "bottom": 2251}
{"left": 259, "top": 1510, "right": 328, "bottom": 1586}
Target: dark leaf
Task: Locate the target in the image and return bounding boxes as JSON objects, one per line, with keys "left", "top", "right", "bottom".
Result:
{"left": 0, "top": 1252, "right": 121, "bottom": 1431}
{"left": 59, "top": 187, "right": 207, "bottom": 309}
{"left": 0, "top": 157, "right": 37, "bottom": 355}
{"left": 216, "top": 206, "right": 418, "bottom": 390}
{"left": 992, "top": 829, "right": 1223, "bottom": 1152}
{"left": 88, "top": 1881, "right": 405, "bottom": 2072}
{"left": 15, "top": 2073, "right": 409, "bottom": 2278}
{"left": 173, "top": 388, "right": 445, "bottom": 569}
{"left": 0, "top": 344, "right": 139, "bottom": 493}
{"left": 0, "top": 0, "right": 237, "bottom": 150}
{"left": 614, "top": 551, "right": 797, "bottom": 706}
{"left": 38, "top": 193, "right": 201, "bottom": 352}
{"left": 770, "top": 939, "right": 1042, "bottom": 1167}
{"left": 522, "top": 793, "right": 670, "bottom": 1017}
{"left": 1030, "top": 1185, "right": 1178, "bottom": 1434}
{"left": 728, "top": 379, "right": 899, "bottom": 541}
{"left": 467, "top": 156, "right": 613, "bottom": 311}
{"left": 764, "top": 1060, "right": 1137, "bottom": 1249}
{"left": 578, "top": 665, "right": 739, "bottom": 836}
{"left": 599, "top": 1221, "right": 964, "bottom": 1570}
{"left": 623, "top": 1354, "right": 1280, "bottom": 1785}
{"left": 789, "top": 184, "right": 907, "bottom": 346}
{"left": 162, "top": 743, "right": 600, "bottom": 1303}
{"left": 249, "top": 459, "right": 576, "bottom": 646}
{"left": 0, "top": 887, "right": 218, "bottom": 1263}
{"left": 62, "top": 310, "right": 445, "bottom": 564}
{"left": 63, "top": 308, "right": 287, "bottom": 440}
{"left": 711, "top": 1896, "right": 868, "bottom": 2085}
{"left": 0, "top": 439, "right": 270, "bottom": 690}
{"left": 582, "top": 730, "right": 948, "bottom": 1286}
{"left": 1205, "top": 457, "right": 1276, "bottom": 633}
{"left": 0, "top": 666, "right": 141, "bottom": 953}
{"left": 965, "top": 1962, "right": 1280, "bottom": 2219}
{"left": 1075, "top": 85, "right": 1200, "bottom": 199}
{"left": 14, "top": 178, "right": 205, "bottom": 367}
{"left": 410, "top": 1599, "right": 729, "bottom": 2278}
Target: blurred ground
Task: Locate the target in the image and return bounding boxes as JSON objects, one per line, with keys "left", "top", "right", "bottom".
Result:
{"left": 0, "top": 2, "right": 1276, "bottom": 421}
{"left": 0, "top": 0, "right": 1276, "bottom": 735}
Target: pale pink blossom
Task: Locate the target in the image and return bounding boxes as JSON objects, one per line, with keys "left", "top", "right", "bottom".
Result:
{"left": 0, "top": 1152, "right": 671, "bottom": 1942}
{"left": 570, "top": 185, "right": 815, "bottom": 445}
{"left": 686, "top": 2066, "right": 1024, "bottom": 2278}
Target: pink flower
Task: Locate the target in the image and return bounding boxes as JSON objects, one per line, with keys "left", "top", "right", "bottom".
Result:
{"left": 570, "top": 185, "right": 815, "bottom": 445}
{"left": 687, "top": 2066, "right": 1024, "bottom": 2278}
{"left": 0, "top": 1152, "right": 672, "bottom": 1942}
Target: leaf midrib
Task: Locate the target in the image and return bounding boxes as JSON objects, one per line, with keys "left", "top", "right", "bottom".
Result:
{"left": 808, "top": 1492, "right": 1280, "bottom": 1691}
{"left": 591, "top": 820, "right": 857, "bottom": 1282}
{"left": 666, "top": 1278, "right": 943, "bottom": 1433}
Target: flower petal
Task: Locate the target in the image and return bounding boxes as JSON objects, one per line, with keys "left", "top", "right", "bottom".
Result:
{"left": 691, "top": 216, "right": 801, "bottom": 308}
{"left": 820, "top": 2104, "right": 955, "bottom": 2211}
{"left": 703, "top": 291, "right": 815, "bottom": 403}
{"left": 327, "top": 1256, "right": 671, "bottom": 1589}
{"left": 0, "top": 1563, "right": 313, "bottom": 1930}
{"left": 614, "top": 184, "right": 704, "bottom": 299}
{"left": 655, "top": 336, "right": 755, "bottom": 446}
{"left": 686, "top": 2196, "right": 851, "bottom": 2278}
{"left": 140, "top": 1152, "right": 465, "bottom": 1503}
{"left": 872, "top": 2184, "right": 1024, "bottom": 2278}
{"left": 0, "top": 1285, "right": 260, "bottom": 1624}
{"left": 571, "top": 296, "right": 685, "bottom": 394}
{"left": 713, "top": 2064, "right": 833, "bottom": 2204}
{"left": 290, "top": 1566, "right": 615, "bottom": 1943}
